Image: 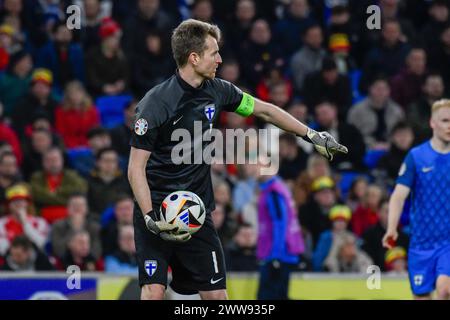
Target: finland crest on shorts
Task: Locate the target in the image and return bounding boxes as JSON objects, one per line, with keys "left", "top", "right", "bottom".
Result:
{"left": 145, "top": 260, "right": 157, "bottom": 277}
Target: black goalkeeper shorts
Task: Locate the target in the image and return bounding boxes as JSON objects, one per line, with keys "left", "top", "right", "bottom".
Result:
{"left": 133, "top": 203, "right": 227, "bottom": 294}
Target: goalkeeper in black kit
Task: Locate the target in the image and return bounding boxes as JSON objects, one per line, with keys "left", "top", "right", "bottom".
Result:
{"left": 128, "top": 19, "right": 348, "bottom": 300}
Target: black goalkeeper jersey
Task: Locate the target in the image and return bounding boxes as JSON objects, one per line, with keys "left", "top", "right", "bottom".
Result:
{"left": 130, "top": 71, "right": 244, "bottom": 213}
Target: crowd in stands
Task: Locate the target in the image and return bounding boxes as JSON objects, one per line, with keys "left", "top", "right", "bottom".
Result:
{"left": 1, "top": 0, "right": 449, "bottom": 275}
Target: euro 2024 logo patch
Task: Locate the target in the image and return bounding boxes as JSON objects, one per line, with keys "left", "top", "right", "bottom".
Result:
{"left": 135, "top": 118, "right": 148, "bottom": 136}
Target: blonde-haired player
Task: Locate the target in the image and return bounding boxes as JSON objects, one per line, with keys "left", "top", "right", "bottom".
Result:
{"left": 383, "top": 99, "right": 450, "bottom": 299}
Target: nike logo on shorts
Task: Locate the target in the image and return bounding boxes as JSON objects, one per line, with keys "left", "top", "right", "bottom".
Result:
{"left": 422, "top": 167, "right": 434, "bottom": 173}
{"left": 210, "top": 277, "right": 224, "bottom": 285}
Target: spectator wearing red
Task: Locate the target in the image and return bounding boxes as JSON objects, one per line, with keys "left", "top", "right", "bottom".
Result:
{"left": 0, "top": 102, "right": 22, "bottom": 164}
{"left": 0, "top": 24, "right": 16, "bottom": 71}
{"left": 56, "top": 230, "right": 103, "bottom": 271}
{"left": 390, "top": 47, "right": 427, "bottom": 110}
{"left": 0, "top": 184, "right": 49, "bottom": 256}
{"left": 351, "top": 184, "right": 384, "bottom": 237}
{"left": 384, "top": 246, "right": 407, "bottom": 274}
{"left": 1, "top": 235, "right": 54, "bottom": 271}
{"left": 30, "top": 147, "right": 87, "bottom": 224}
{"left": 55, "top": 80, "right": 100, "bottom": 148}
{"left": 86, "top": 17, "right": 129, "bottom": 96}
{"left": 12, "top": 68, "right": 58, "bottom": 142}
{"left": 0, "top": 152, "right": 22, "bottom": 215}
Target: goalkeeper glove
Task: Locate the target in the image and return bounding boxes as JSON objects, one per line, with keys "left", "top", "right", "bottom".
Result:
{"left": 301, "top": 128, "right": 348, "bottom": 161}
{"left": 144, "top": 210, "right": 191, "bottom": 242}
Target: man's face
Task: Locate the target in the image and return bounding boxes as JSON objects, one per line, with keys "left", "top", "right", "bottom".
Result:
{"left": 88, "top": 134, "right": 111, "bottom": 152}
{"left": 43, "top": 150, "right": 63, "bottom": 175}
{"left": 340, "top": 240, "right": 357, "bottom": 261}
{"left": 85, "top": 0, "right": 100, "bottom": 19}
{"left": 279, "top": 139, "right": 295, "bottom": 159}
{"left": 430, "top": 107, "right": 450, "bottom": 143}
{"left": 55, "top": 25, "right": 72, "bottom": 44}
{"left": 322, "top": 69, "right": 338, "bottom": 84}
{"left": 234, "top": 226, "right": 256, "bottom": 248}
{"left": 391, "top": 258, "right": 407, "bottom": 272}
{"left": 290, "top": 0, "right": 308, "bottom": 18}
{"left": 250, "top": 19, "right": 271, "bottom": 45}
{"left": 424, "top": 76, "right": 444, "bottom": 99}
{"left": 269, "top": 83, "right": 289, "bottom": 107}
{"left": 31, "top": 131, "right": 52, "bottom": 153}
{"left": 407, "top": 49, "right": 426, "bottom": 75}
{"left": 218, "top": 63, "right": 240, "bottom": 83}
{"left": 14, "top": 55, "right": 32, "bottom": 76}
{"left": 194, "top": 35, "right": 222, "bottom": 80}
{"left": 32, "top": 81, "right": 51, "bottom": 100}
{"left": 304, "top": 27, "right": 323, "bottom": 49}
{"left": 138, "top": 0, "right": 159, "bottom": 18}
{"left": 332, "top": 219, "right": 348, "bottom": 233}
{"left": 68, "top": 196, "right": 88, "bottom": 218}
{"left": 315, "top": 103, "right": 337, "bottom": 128}
{"left": 211, "top": 205, "right": 225, "bottom": 230}
{"left": 103, "top": 32, "right": 122, "bottom": 50}
{"left": 115, "top": 199, "right": 134, "bottom": 224}
{"left": 288, "top": 103, "right": 308, "bottom": 123}
{"left": 193, "top": 0, "right": 213, "bottom": 22}
{"left": 369, "top": 80, "right": 390, "bottom": 104}
{"left": 70, "top": 234, "right": 90, "bottom": 257}
{"left": 4, "top": 0, "right": 22, "bottom": 15}
{"left": 119, "top": 227, "right": 136, "bottom": 253}
{"left": 392, "top": 128, "right": 414, "bottom": 151}
{"left": 9, "top": 198, "right": 28, "bottom": 215}
{"left": 314, "top": 188, "right": 336, "bottom": 207}
{"left": 0, "top": 155, "right": 18, "bottom": 178}
{"left": 430, "top": 4, "right": 448, "bottom": 22}
{"left": 382, "top": 22, "right": 401, "bottom": 45}
{"left": 236, "top": 0, "right": 255, "bottom": 22}
{"left": 441, "top": 28, "right": 450, "bottom": 47}
{"left": 10, "top": 246, "right": 30, "bottom": 266}
{"left": 97, "top": 151, "right": 118, "bottom": 175}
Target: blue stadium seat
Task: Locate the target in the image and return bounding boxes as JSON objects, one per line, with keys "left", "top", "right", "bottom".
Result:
{"left": 364, "top": 149, "right": 388, "bottom": 169}
{"left": 66, "top": 147, "right": 92, "bottom": 164}
{"left": 349, "top": 69, "right": 366, "bottom": 104}
{"left": 96, "top": 94, "right": 133, "bottom": 129}
{"left": 100, "top": 206, "right": 116, "bottom": 228}
{"left": 338, "top": 171, "right": 364, "bottom": 200}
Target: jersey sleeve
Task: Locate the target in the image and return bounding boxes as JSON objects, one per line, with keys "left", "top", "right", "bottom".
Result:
{"left": 396, "top": 151, "right": 416, "bottom": 188}
{"left": 129, "top": 93, "right": 169, "bottom": 152}
{"left": 213, "top": 79, "right": 247, "bottom": 113}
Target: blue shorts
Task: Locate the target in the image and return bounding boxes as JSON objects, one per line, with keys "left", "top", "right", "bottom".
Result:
{"left": 408, "top": 243, "right": 450, "bottom": 296}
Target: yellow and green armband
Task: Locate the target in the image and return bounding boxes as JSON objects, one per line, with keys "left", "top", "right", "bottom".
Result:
{"left": 234, "top": 92, "right": 255, "bottom": 117}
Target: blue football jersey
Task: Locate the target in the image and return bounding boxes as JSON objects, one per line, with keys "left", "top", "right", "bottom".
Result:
{"left": 396, "top": 141, "right": 450, "bottom": 250}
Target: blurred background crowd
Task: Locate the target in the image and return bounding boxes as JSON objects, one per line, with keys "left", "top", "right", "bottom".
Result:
{"left": 0, "top": 0, "right": 448, "bottom": 276}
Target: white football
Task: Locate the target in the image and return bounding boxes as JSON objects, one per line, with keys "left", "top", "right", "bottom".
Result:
{"left": 160, "top": 191, "right": 206, "bottom": 235}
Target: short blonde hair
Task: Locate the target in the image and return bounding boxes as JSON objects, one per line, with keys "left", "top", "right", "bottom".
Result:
{"left": 432, "top": 99, "right": 450, "bottom": 114}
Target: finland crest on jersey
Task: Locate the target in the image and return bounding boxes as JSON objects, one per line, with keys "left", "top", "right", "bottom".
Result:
{"left": 204, "top": 104, "right": 215, "bottom": 122}
{"left": 145, "top": 260, "right": 157, "bottom": 277}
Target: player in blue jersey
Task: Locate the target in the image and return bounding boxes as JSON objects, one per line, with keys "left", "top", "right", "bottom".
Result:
{"left": 383, "top": 99, "right": 450, "bottom": 300}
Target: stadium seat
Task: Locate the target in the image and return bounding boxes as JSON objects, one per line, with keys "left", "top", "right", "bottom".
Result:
{"left": 96, "top": 94, "right": 133, "bottom": 129}
{"left": 338, "top": 171, "right": 360, "bottom": 200}
{"left": 349, "top": 69, "right": 366, "bottom": 104}
{"left": 66, "top": 147, "right": 92, "bottom": 167}
{"left": 100, "top": 205, "right": 116, "bottom": 228}
{"left": 364, "top": 149, "right": 388, "bottom": 169}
